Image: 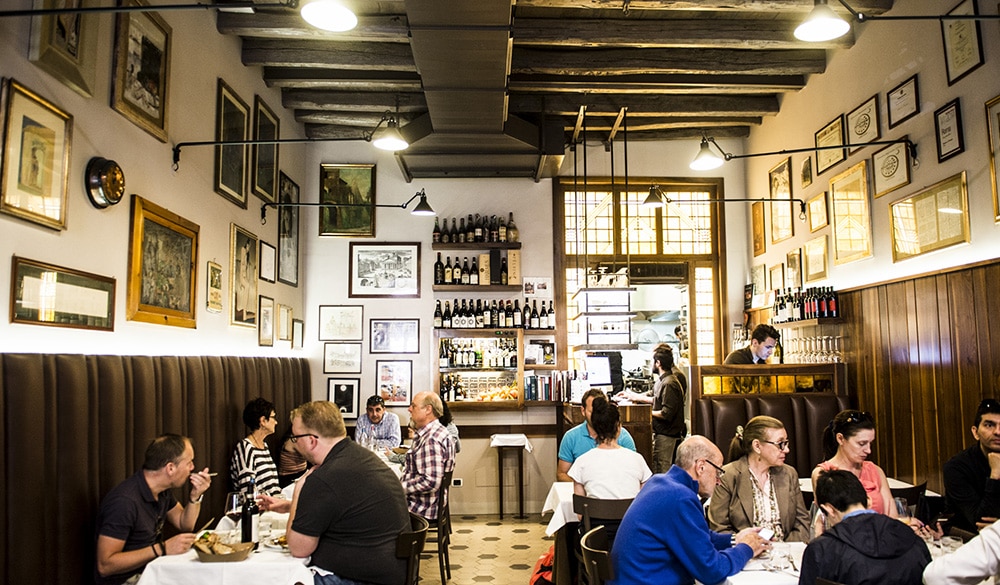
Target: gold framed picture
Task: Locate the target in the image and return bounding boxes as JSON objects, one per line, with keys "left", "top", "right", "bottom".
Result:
{"left": 111, "top": 0, "right": 170, "bottom": 142}
{"left": 890, "top": 172, "right": 969, "bottom": 262}
{"left": 808, "top": 192, "right": 828, "bottom": 232}
{"left": 319, "top": 163, "right": 375, "bottom": 236}
{"left": 769, "top": 157, "right": 793, "bottom": 244}
{"left": 752, "top": 200, "right": 766, "bottom": 256}
{"left": 29, "top": 2, "right": 99, "bottom": 97}
{"left": 230, "top": 223, "right": 258, "bottom": 327}
{"left": 804, "top": 236, "right": 828, "bottom": 283}
{"left": 769, "top": 264, "right": 785, "bottom": 292}
{"left": 830, "top": 161, "right": 872, "bottom": 265}
{"left": 11, "top": 255, "right": 115, "bottom": 331}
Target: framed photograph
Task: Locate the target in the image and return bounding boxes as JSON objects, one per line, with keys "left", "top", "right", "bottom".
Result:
{"left": 319, "top": 163, "right": 375, "bottom": 236}
{"left": 769, "top": 157, "right": 794, "bottom": 244}
{"left": 292, "top": 318, "right": 304, "bottom": 349}
{"left": 29, "top": 2, "right": 98, "bottom": 97}
{"left": 872, "top": 139, "right": 911, "bottom": 198}
{"left": 376, "top": 360, "right": 412, "bottom": 406}
{"left": 800, "top": 156, "right": 813, "bottom": 188}
{"left": 522, "top": 276, "right": 553, "bottom": 298}
{"left": 751, "top": 201, "right": 765, "bottom": 256}
{"left": 804, "top": 236, "right": 828, "bottom": 283}
{"left": 370, "top": 318, "right": 420, "bottom": 354}
{"left": 127, "top": 195, "right": 199, "bottom": 328}
{"left": 328, "top": 378, "right": 361, "bottom": 420}
{"left": 0, "top": 78, "right": 72, "bottom": 231}
{"left": 348, "top": 242, "right": 421, "bottom": 298}
{"left": 278, "top": 304, "right": 293, "bottom": 341}
{"left": 887, "top": 74, "right": 920, "bottom": 129}
{"left": 110, "top": 0, "right": 170, "bottom": 142}
{"left": 846, "top": 95, "right": 880, "bottom": 153}
{"left": 258, "top": 295, "right": 274, "bottom": 347}
{"left": 935, "top": 98, "right": 965, "bottom": 163}
{"left": 786, "top": 249, "right": 803, "bottom": 290}
{"left": 207, "top": 261, "right": 223, "bottom": 313}
{"left": 214, "top": 79, "right": 249, "bottom": 207}
{"left": 815, "top": 115, "right": 846, "bottom": 175}
{"left": 10, "top": 255, "right": 115, "bottom": 331}
{"left": 987, "top": 94, "right": 1000, "bottom": 222}
{"left": 230, "top": 223, "right": 258, "bottom": 327}
{"left": 259, "top": 240, "right": 276, "bottom": 283}
{"left": 318, "top": 305, "right": 363, "bottom": 340}
{"left": 277, "top": 172, "right": 299, "bottom": 287}
{"left": 941, "top": 0, "right": 984, "bottom": 86}
{"left": 251, "top": 96, "right": 279, "bottom": 203}
{"left": 750, "top": 264, "right": 766, "bottom": 303}
{"left": 891, "top": 172, "right": 970, "bottom": 262}
{"left": 830, "top": 161, "right": 872, "bottom": 265}
{"left": 808, "top": 192, "right": 828, "bottom": 232}
{"left": 769, "top": 264, "right": 785, "bottom": 292}
{"left": 324, "top": 342, "right": 362, "bottom": 374}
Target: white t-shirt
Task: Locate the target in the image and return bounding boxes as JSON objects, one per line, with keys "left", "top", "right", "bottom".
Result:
{"left": 567, "top": 446, "right": 652, "bottom": 499}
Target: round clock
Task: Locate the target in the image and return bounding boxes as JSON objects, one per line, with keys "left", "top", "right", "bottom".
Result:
{"left": 85, "top": 157, "right": 126, "bottom": 209}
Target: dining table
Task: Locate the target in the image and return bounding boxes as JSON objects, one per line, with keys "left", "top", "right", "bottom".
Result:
{"left": 541, "top": 481, "right": 578, "bottom": 585}
{"left": 706, "top": 542, "right": 806, "bottom": 585}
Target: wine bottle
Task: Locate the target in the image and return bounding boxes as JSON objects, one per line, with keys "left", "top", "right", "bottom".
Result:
{"left": 505, "top": 300, "right": 514, "bottom": 328}
{"left": 475, "top": 299, "right": 484, "bottom": 328}
{"left": 482, "top": 299, "right": 491, "bottom": 328}
{"left": 470, "top": 257, "right": 479, "bottom": 285}
{"left": 548, "top": 300, "right": 555, "bottom": 329}
{"left": 489, "top": 215, "right": 499, "bottom": 242}
{"left": 491, "top": 299, "right": 500, "bottom": 328}
{"left": 450, "top": 218, "right": 459, "bottom": 243}
{"left": 530, "top": 299, "right": 540, "bottom": 329}
{"left": 457, "top": 217, "right": 466, "bottom": 243}
{"left": 498, "top": 214, "right": 507, "bottom": 242}
{"left": 434, "top": 252, "right": 444, "bottom": 285}
{"left": 432, "top": 217, "right": 441, "bottom": 243}
{"left": 539, "top": 300, "right": 548, "bottom": 329}
{"left": 442, "top": 301, "right": 452, "bottom": 328}
{"left": 440, "top": 217, "right": 450, "bottom": 244}
{"left": 507, "top": 212, "right": 519, "bottom": 242}
{"left": 241, "top": 479, "right": 260, "bottom": 548}
{"left": 443, "top": 256, "right": 453, "bottom": 285}
{"left": 466, "top": 214, "right": 475, "bottom": 243}
{"left": 461, "top": 257, "right": 470, "bottom": 285}
{"left": 829, "top": 287, "right": 839, "bottom": 318}
{"left": 522, "top": 299, "right": 531, "bottom": 329}
{"left": 513, "top": 299, "right": 523, "bottom": 328}
{"left": 433, "top": 300, "right": 443, "bottom": 328}
{"left": 473, "top": 214, "right": 483, "bottom": 242}
{"left": 500, "top": 258, "right": 508, "bottom": 285}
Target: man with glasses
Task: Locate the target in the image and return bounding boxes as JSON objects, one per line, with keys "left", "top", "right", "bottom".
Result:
{"left": 354, "top": 394, "right": 402, "bottom": 450}
{"left": 610, "top": 436, "right": 768, "bottom": 585}
{"left": 401, "top": 391, "right": 456, "bottom": 520}
{"left": 943, "top": 398, "right": 1000, "bottom": 532}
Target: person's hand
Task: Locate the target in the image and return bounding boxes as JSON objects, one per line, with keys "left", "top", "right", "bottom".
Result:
{"left": 988, "top": 453, "right": 1000, "bottom": 479}
{"left": 164, "top": 533, "right": 196, "bottom": 555}
{"left": 734, "top": 527, "right": 770, "bottom": 558}
{"left": 189, "top": 468, "right": 212, "bottom": 500}
{"left": 977, "top": 516, "right": 999, "bottom": 532}
{"left": 914, "top": 522, "right": 943, "bottom": 540}
{"left": 258, "top": 493, "right": 291, "bottom": 514}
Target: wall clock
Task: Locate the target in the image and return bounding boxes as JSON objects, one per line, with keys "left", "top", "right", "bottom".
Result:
{"left": 85, "top": 157, "right": 125, "bottom": 209}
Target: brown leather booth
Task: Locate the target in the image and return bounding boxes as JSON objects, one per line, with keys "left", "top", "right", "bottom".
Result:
{"left": 0, "top": 353, "right": 310, "bottom": 584}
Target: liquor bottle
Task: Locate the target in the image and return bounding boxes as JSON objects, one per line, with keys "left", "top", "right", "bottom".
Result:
{"left": 432, "top": 217, "right": 441, "bottom": 243}
{"left": 473, "top": 214, "right": 483, "bottom": 242}
{"left": 489, "top": 215, "right": 499, "bottom": 242}
{"left": 433, "top": 300, "right": 443, "bottom": 328}
{"left": 461, "top": 257, "right": 470, "bottom": 285}
{"left": 475, "top": 299, "right": 484, "bottom": 328}
{"left": 434, "top": 252, "right": 444, "bottom": 285}
{"left": 457, "top": 217, "right": 466, "bottom": 243}
{"left": 491, "top": 300, "right": 500, "bottom": 328}
{"left": 530, "top": 299, "right": 540, "bottom": 329}
{"left": 513, "top": 299, "right": 523, "bottom": 328}
{"left": 547, "top": 300, "right": 555, "bottom": 329}
{"left": 440, "top": 217, "right": 450, "bottom": 244}
{"left": 443, "top": 256, "right": 453, "bottom": 285}
{"left": 241, "top": 478, "right": 260, "bottom": 548}
{"left": 442, "top": 301, "right": 452, "bottom": 328}
{"left": 498, "top": 214, "right": 507, "bottom": 242}
{"left": 506, "top": 212, "right": 519, "bottom": 242}
{"left": 539, "top": 301, "right": 548, "bottom": 329}
{"left": 482, "top": 299, "right": 491, "bottom": 328}
{"left": 470, "top": 257, "right": 479, "bottom": 285}
{"left": 466, "top": 214, "right": 475, "bottom": 243}
{"left": 505, "top": 300, "right": 514, "bottom": 328}
{"left": 500, "top": 258, "right": 508, "bottom": 285}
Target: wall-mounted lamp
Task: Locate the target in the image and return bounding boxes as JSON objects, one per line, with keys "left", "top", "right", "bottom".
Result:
{"left": 794, "top": 0, "right": 1000, "bottom": 42}
{"left": 643, "top": 184, "right": 808, "bottom": 221}
{"left": 689, "top": 136, "right": 918, "bottom": 171}
{"left": 260, "top": 188, "right": 435, "bottom": 225}
{"left": 364, "top": 111, "right": 409, "bottom": 152}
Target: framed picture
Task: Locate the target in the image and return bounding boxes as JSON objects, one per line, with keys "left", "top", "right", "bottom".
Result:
{"left": 786, "top": 249, "right": 803, "bottom": 290}
{"left": 259, "top": 240, "right": 276, "bottom": 283}
{"left": 323, "top": 342, "right": 362, "bottom": 374}
{"left": 743, "top": 284, "right": 754, "bottom": 310}
{"left": 987, "top": 94, "right": 1000, "bottom": 222}
{"left": 0, "top": 78, "right": 72, "bottom": 231}
{"left": 10, "top": 255, "right": 115, "bottom": 331}
{"left": 935, "top": 98, "right": 964, "bottom": 163}
{"left": 941, "top": 0, "right": 984, "bottom": 86}
{"left": 375, "top": 360, "right": 412, "bottom": 406}
{"left": 258, "top": 295, "right": 274, "bottom": 347}
{"left": 808, "top": 192, "right": 828, "bottom": 232}
{"left": 769, "top": 264, "right": 784, "bottom": 292}
{"left": 328, "top": 378, "right": 361, "bottom": 420}
{"left": 846, "top": 95, "right": 880, "bottom": 153}
{"left": 277, "top": 172, "right": 299, "bottom": 287}
{"left": 887, "top": 74, "right": 920, "bottom": 129}
{"left": 29, "top": 2, "right": 98, "bottom": 97}
{"left": 214, "top": 79, "right": 249, "bottom": 207}
{"left": 804, "top": 236, "right": 828, "bottom": 283}
{"left": 815, "top": 115, "right": 846, "bottom": 175}
{"left": 318, "top": 305, "right": 363, "bottom": 340}
{"left": 207, "top": 261, "right": 223, "bottom": 313}
{"left": 110, "top": 0, "right": 170, "bottom": 142}
{"left": 830, "top": 161, "right": 872, "bottom": 265}
{"left": 370, "top": 318, "right": 420, "bottom": 353}
{"left": 891, "top": 172, "right": 970, "bottom": 262}
{"left": 750, "top": 264, "right": 766, "bottom": 301}
{"left": 751, "top": 201, "right": 765, "bottom": 256}
{"left": 127, "top": 195, "right": 199, "bottom": 328}
{"left": 769, "top": 157, "right": 793, "bottom": 244}
{"left": 230, "top": 223, "right": 258, "bottom": 327}
{"left": 251, "top": 96, "right": 279, "bottom": 203}
{"left": 800, "top": 156, "right": 813, "bottom": 188}
{"left": 872, "top": 139, "right": 911, "bottom": 198}
{"left": 522, "top": 276, "right": 553, "bottom": 298}
{"left": 348, "top": 242, "right": 421, "bottom": 298}
{"left": 278, "top": 304, "right": 293, "bottom": 341}
{"left": 319, "top": 163, "right": 375, "bottom": 236}
{"left": 292, "top": 318, "right": 304, "bottom": 349}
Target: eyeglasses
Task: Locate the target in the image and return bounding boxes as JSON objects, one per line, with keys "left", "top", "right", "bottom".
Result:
{"left": 703, "top": 459, "right": 726, "bottom": 478}
{"left": 761, "top": 439, "right": 790, "bottom": 450}
{"left": 289, "top": 433, "right": 318, "bottom": 443}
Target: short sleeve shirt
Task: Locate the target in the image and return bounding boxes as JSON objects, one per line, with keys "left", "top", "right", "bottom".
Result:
{"left": 558, "top": 422, "right": 636, "bottom": 464}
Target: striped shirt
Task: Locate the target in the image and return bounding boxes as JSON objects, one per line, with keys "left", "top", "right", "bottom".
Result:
{"left": 229, "top": 438, "right": 281, "bottom": 496}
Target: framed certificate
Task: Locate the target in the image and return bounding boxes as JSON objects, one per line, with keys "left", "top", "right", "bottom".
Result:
{"left": 872, "top": 139, "right": 911, "bottom": 198}
{"left": 887, "top": 75, "right": 919, "bottom": 129}
{"left": 815, "top": 116, "right": 846, "bottom": 175}
{"left": 941, "top": 0, "right": 984, "bottom": 86}
{"left": 935, "top": 98, "right": 964, "bottom": 163}
{"left": 846, "top": 95, "right": 880, "bottom": 153}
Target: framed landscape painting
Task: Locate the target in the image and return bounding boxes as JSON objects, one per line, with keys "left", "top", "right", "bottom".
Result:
{"left": 319, "top": 163, "right": 375, "bottom": 236}
{"left": 348, "top": 242, "right": 420, "bottom": 298}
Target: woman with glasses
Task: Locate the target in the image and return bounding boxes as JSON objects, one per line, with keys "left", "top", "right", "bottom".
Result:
{"left": 708, "top": 415, "right": 811, "bottom": 541}
{"left": 811, "top": 409, "right": 894, "bottom": 516}
{"left": 229, "top": 397, "right": 282, "bottom": 497}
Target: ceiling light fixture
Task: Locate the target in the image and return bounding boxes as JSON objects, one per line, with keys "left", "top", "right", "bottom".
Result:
{"left": 688, "top": 136, "right": 918, "bottom": 171}
{"left": 297, "top": 0, "right": 358, "bottom": 32}
{"left": 689, "top": 136, "right": 726, "bottom": 171}
{"left": 644, "top": 185, "right": 809, "bottom": 221}
{"left": 260, "top": 188, "right": 435, "bottom": 224}
{"left": 794, "top": 0, "right": 1000, "bottom": 43}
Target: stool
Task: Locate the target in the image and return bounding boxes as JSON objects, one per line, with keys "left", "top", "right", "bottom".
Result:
{"left": 490, "top": 433, "right": 532, "bottom": 519}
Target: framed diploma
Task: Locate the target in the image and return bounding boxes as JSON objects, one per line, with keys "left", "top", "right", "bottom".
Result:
{"left": 887, "top": 75, "right": 919, "bottom": 129}
{"left": 987, "top": 94, "right": 1000, "bottom": 222}
{"left": 935, "top": 98, "right": 964, "bottom": 163}
{"left": 804, "top": 236, "right": 828, "bottom": 283}
{"left": 830, "top": 161, "right": 872, "bottom": 266}
{"left": 815, "top": 116, "right": 846, "bottom": 175}
{"left": 872, "top": 139, "right": 911, "bottom": 198}
{"left": 941, "top": 0, "right": 984, "bottom": 86}
{"left": 846, "top": 95, "right": 880, "bottom": 153}
{"left": 890, "top": 172, "right": 969, "bottom": 262}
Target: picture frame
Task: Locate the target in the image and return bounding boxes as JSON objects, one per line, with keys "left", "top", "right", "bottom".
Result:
{"left": 318, "top": 305, "right": 363, "bottom": 341}
{"left": 522, "top": 276, "right": 553, "bottom": 298}
{"left": 319, "top": 163, "right": 376, "bottom": 236}
{"left": 214, "top": 79, "right": 249, "bottom": 207}
{"left": 830, "top": 160, "right": 872, "bottom": 265}
{"left": 800, "top": 156, "right": 813, "bottom": 188}
{"left": 278, "top": 304, "right": 293, "bottom": 341}
{"left": 348, "top": 242, "right": 421, "bottom": 298}
{"left": 769, "top": 264, "right": 785, "bottom": 292}
{"left": 890, "top": 172, "right": 970, "bottom": 262}
{"left": 768, "top": 157, "right": 794, "bottom": 244}
{"left": 846, "top": 95, "right": 881, "bottom": 153}
{"left": 987, "top": 94, "right": 1000, "bottom": 222}
{"left": 941, "top": 0, "right": 984, "bottom": 86}
{"left": 370, "top": 318, "right": 420, "bottom": 354}
{"left": 750, "top": 264, "right": 766, "bottom": 305}
{"left": 259, "top": 240, "right": 276, "bottom": 283}
{"left": 872, "top": 138, "right": 912, "bottom": 198}
{"left": 258, "top": 295, "right": 274, "bottom": 347}
{"left": 786, "top": 249, "right": 803, "bottom": 290}
{"left": 887, "top": 74, "right": 920, "bottom": 129}
{"left": 10, "top": 255, "right": 115, "bottom": 331}
{"left": 815, "top": 115, "right": 846, "bottom": 175}
{"left": 277, "top": 172, "right": 300, "bottom": 287}
{"left": 251, "top": 96, "right": 279, "bottom": 203}
{"left": 127, "top": 195, "right": 199, "bottom": 328}
{"left": 375, "top": 360, "right": 412, "bottom": 406}
{"left": 751, "top": 201, "right": 766, "bottom": 256}
{"left": 0, "top": 78, "right": 72, "bottom": 231}
{"left": 29, "top": 2, "right": 98, "bottom": 98}
{"left": 110, "top": 0, "right": 170, "bottom": 142}
{"left": 230, "top": 223, "right": 258, "bottom": 327}
{"left": 935, "top": 98, "right": 965, "bottom": 163}
{"left": 803, "top": 236, "right": 828, "bottom": 283}
{"left": 323, "top": 342, "right": 362, "bottom": 374}
{"left": 207, "top": 260, "right": 223, "bottom": 313}
{"left": 292, "top": 318, "right": 304, "bottom": 349}
{"left": 808, "top": 192, "right": 829, "bottom": 232}
{"left": 328, "top": 378, "right": 361, "bottom": 420}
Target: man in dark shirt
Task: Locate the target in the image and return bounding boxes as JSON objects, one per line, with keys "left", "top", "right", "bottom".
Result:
{"left": 723, "top": 324, "right": 779, "bottom": 365}
{"left": 652, "top": 343, "right": 687, "bottom": 473}
{"left": 943, "top": 398, "right": 1000, "bottom": 532}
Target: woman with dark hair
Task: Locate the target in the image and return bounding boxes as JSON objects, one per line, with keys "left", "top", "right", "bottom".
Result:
{"left": 439, "top": 399, "right": 461, "bottom": 453}
{"left": 229, "top": 397, "right": 281, "bottom": 497}
{"left": 568, "top": 397, "right": 651, "bottom": 500}
{"left": 811, "top": 409, "right": 894, "bottom": 516}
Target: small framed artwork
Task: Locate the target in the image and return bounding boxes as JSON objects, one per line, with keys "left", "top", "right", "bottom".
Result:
{"left": 127, "top": 195, "right": 199, "bottom": 328}
{"left": 278, "top": 304, "right": 293, "bottom": 341}
{"left": 251, "top": 96, "right": 279, "bottom": 203}
{"left": 277, "top": 172, "right": 300, "bottom": 287}
{"left": 986, "top": 94, "right": 1000, "bottom": 222}
{"left": 324, "top": 342, "right": 362, "bottom": 374}
{"left": 258, "top": 295, "right": 274, "bottom": 347}
{"left": 318, "top": 305, "right": 363, "bottom": 341}
{"left": 750, "top": 264, "right": 766, "bottom": 302}
{"left": 11, "top": 256, "right": 115, "bottom": 331}
{"left": 328, "top": 378, "right": 361, "bottom": 420}
{"left": 0, "top": 78, "right": 72, "bottom": 231}
{"left": 522, "top": 276, "right": 553, "bottom": 298}
{"left": 376, "top": 360, "right": 412, "bottom": 406}
{"left": 292, "top": 318, "right": 304, "bottom": 349}
{"left": 111, "top": 0, "right": 170, "bottom": 142}
{"left": 214, "top": 79, "right": 249, "bottom": 207}
{"left": 751, "top": 201, "right": 766, "bottom": 256}
{"left": 786, "top": 249, "right": 803, "bottom": 290}
{"left": 230, "top": 223, "right": 258, "bottom": 327}
{"left": 319, "top": 163, "right": 376, "bottom": 236}
{"left": 815, "top": 115, "right": 846, "bottom": 175}
{"left": 890, "top": 172, "right": 969, "bottom": 262}
{"left": 259, "top": 240, "right": 276, "bottom": 283}
{"left": 941, "top": 0, "right": 984, "bottom": 86}
{"left": 29, "top": 2, "right": 98, "bottom": 97}
{"left": 743, "top": 284, "right": 754, "bottom": 311}
{"left": 846, "top": 95, "right": 880, "bottom": 153}
{"left": 935, "top": 98, "right": 964, "bottom": 163}
{"left": 348, "top": 242, "right": 421, "bottom": 298}
{"left": 800, "top": 157, "right": 813, "bottom": 188}
{"left": 830, "top": 161, "right": 872, "bottom": 265}
{"left": 370, "top": 318, "right": 420, "bottom": 354}
{"left": 769, "top": 264, "right": 785, "bottom": 292}
{"left": 768, "top": 157, "right": 794, "bottom": 244}
{"left": 808, "top": 192, "right": 828, "bottom": 232}
{"left": 872, "top": 139, "right": 911, "bottom": 198}
{"left": 804, "top": 236, "right": 828, "bottom": 283}
{"left": 207, "top": 261, "right": 223, "bottom": 313}
{"left": 887, "top": 74, "right": 919, "bottom": 129}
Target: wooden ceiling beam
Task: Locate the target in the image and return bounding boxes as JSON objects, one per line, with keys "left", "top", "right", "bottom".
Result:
{"left": 263, "top": 68, "right": 422, "bottom": 90}
{"left": 512, "top": 0, "right": 892, "bottom": 14}
{"left": 281, "top": 90, "right": 427, "bottom": 111}
{"left": 509, "top": 93, "right": 779, "bottom": 116}
{"left": 217, "top": 13, "right": 410, "bottom": 41}
{"left": 509, "top": 73, "right": 804, "bottom": 94}
{"left": 242, "top": 39, "right": 416, "bottom": 69}
{"left": 511, "top": 47, "right": 826, "bottom": 76}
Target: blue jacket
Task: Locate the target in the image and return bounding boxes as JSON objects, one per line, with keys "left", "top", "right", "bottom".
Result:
{"left": 609, "top": 466, "right": 753, "bottom": 585}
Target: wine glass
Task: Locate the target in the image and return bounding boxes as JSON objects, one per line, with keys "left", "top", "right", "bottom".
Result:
{"left": 224, "top": 491, "right": 245, "bottom": 543}
{"left": 894, "top": 497, "right": 911, "bottom": 525}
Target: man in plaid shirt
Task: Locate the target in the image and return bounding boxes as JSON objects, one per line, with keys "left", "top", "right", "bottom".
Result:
{"left": 402, "top": 391, "right": 456, "bottom": 519}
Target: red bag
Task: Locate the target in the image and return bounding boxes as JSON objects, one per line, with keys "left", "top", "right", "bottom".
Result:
{"left": 529, "top": 544, "right": 555, "bottom": 585}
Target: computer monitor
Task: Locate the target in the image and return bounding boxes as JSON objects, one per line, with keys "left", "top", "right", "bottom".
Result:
{"left": 584, "top": 354, "right": 613, "bottom": 387}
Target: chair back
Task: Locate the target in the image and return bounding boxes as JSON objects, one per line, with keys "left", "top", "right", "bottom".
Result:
{"left": 436, "top": 469, "right": 454, "bottom": 530}
{"left": 572, "top": 494, "right": 633, "bottom": 534}
{"left": 396, "top": 512, "right": 429, "bottom": 585}
{"left": 890, "top": 482, "right": 928, "bottom": 522}
{"left": 580, "top": 525, "right": 614, "bottom": 585}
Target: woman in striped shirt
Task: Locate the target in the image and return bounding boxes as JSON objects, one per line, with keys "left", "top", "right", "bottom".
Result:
{"left": 229, "top": 397, "right": 282, "bottom": 497}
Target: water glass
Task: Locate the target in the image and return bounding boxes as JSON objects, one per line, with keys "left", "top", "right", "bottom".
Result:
{"left": 894, "top": 497, "right": 911, "bottom": 525}
{"left": 768, "top": 542, "right": 791, "bottom": 571}
{"left": 940, "top": 536, "right": 963, "bottom": 554}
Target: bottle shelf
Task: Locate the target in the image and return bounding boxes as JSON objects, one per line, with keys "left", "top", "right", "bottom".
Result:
{"left": 432, "top": 242, "right": 522, "bottom": 250}
{"left": 433, "top": 284, "right": 522, "bottom": 292}
{"left": 773, "top": 317, "right": 843, "bottom": 329}
{"left": 439, "top": 367, "right": 517, "bottom": 373}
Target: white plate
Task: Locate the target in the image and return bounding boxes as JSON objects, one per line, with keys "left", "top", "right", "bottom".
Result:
{"left": 262, "top": 537, "right": 289, "bottom": 552}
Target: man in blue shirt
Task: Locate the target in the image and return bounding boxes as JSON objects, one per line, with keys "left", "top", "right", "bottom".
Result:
{"left": 557, "top": 389, "right": 636, "bottom": 482}
{"left": 354, "top": 394, "right": 401, "bottom": 450}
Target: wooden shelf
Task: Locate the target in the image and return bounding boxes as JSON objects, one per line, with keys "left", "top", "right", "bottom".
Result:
{"left": 447, "top": 400, "right": 523, "bottom": 411}
{"left": 439, "top": 367, "right": 517, "bottom": 373}
{"left": 773, "top": 317, "right": 843, "bottom": 329}
{"left": 525, "top": 364, "right": 559, "bottom": 370}
{"left": 432, "top": 242, "right": 521, "bottom": 250}
{"left": 571, "top": 343, "right": 639, "bottom": 351}
{"left": 433, "top": 284, "right": 522, "bottom": 292}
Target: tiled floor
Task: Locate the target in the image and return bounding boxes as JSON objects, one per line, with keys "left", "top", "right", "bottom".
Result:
{"left": 418, "top": 514, "right": 552, "bottom": 585}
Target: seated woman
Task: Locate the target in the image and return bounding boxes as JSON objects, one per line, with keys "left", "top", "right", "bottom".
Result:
{"left": 708, "top": 415, "right": 810, "bottom": 541}
{"left": 439, "top": 400, "right": 461, "bottom": 453}
{"left": 229, "top": 397, "right": 282, "bottom": 497}
{"left": 811, "top": 409, "right": 895, "bottom": 517}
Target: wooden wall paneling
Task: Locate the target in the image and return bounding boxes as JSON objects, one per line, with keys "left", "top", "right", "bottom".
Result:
{"left": 944, "top": 270, "right": 980, "bottom": 472}
{"left": 881, "top": 281, "right": 914, "bottom": 481}
{"left": 910, "top": 275, "right": 947, "bottom": 486}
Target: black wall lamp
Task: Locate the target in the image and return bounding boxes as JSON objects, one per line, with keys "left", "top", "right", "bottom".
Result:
{"left": 795, "top": 0, "right": 1000, "bottom": 42}
{"left": 643, "top": 184, "right": 808, "bottom": 221}
{"left": 689, "top": 135, "right": 918, "bottom": 171}
{"left": 260, "top": 188, "right": 435, "bottom": 225}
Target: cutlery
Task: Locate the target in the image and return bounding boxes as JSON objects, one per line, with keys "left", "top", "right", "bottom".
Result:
{"left": 196, "top": 517, "right": 216, "bottom": 534}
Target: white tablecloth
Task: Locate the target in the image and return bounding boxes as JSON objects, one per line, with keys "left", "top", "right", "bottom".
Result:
{"left": 799, "top": 477, "right": 941, "bottom": 497}
{"left": 698, "top": 542, "right": 806, "bottom": 585}
{"left": 490, "top": 433, "right": 533, "bottom": 453}
{"left": 542, "top": 482, "right": 575, "bottom": 536}
{"left": 137, "top": 544, "right": 312, "bottom": 585}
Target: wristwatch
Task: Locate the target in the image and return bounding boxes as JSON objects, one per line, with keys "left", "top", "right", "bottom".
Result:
{"left": 190, "top": 494, "right": 204, "bottom": 504}
{"left": 85, "top": 157, "right": 126, "bottom": 209}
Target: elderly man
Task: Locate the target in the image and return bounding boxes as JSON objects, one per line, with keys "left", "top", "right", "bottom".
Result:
{"left": 402, "top": 391, "right": 456, "bottom": 520}
{"left": 609, "top": 436, "right": 768, "bottom": 585}
{"left": 557, "top": 389, "right": 636, "bottom": 482}
{"left": 354, "top": 394, "right": 402, "bottom": 449}
{"left": 95, "top": 434, "right": 213, "bottom": 585}
{"left": 943, "top": 398, "right": 1000, "bottom": 532}
{"left": 724, "top": 323, "right": 780, "bottom": 365}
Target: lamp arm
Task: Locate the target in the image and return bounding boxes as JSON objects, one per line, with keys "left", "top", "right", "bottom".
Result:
{"left": 259, "top": 189, "right": 427, "bottom": 225}
{"left": 172, "top": 136, "right": 363, "bottom": 170}
{"left": 362, "top": 111, "right": 394, "bottom": 143}
{"left": 664, "top": 196, "right": 809, "bottom": 221}
{"left": 0, "top": 1, "right": 293, "bottom": 18}
{"left": 836, "top": 0, "right": 1000, "bottom": 22}
{"left": 397, "top": 189, "right": 427, "bottom": 210}
{"left": 725, "top": 138, "right": 916, "bottom": 163}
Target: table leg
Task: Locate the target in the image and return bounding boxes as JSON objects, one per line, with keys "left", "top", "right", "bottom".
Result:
{"left": 497, "top": 446, "right": 505, "bottom": 519}
{"left": 516, "top": 448, "right": 525, "bottom": 519}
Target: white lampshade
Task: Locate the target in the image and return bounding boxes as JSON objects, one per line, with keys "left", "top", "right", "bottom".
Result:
{"left": 299, "top": 0, "right": 358, "bottom": 33}
{"left": 689, "top": 138, "right": 725, "bottom": 171}
{"left": 372, "top": 119, "right": 409, "bottom": 151}
{"left": 794, "top": 0, "right": 851, "bottom": 42}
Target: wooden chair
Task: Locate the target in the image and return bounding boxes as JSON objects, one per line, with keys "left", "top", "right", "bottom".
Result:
{"left": 580, "top": 525, "right": 614, "bottom": 585}
{"left": 422, "top": 469, "right": 454, "bottom": 584}
{"left": 397, "top": 512, "right": 429, "bottom": 585}
{"left": 572, "top": 494, "right": 632, "bottom": 584}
